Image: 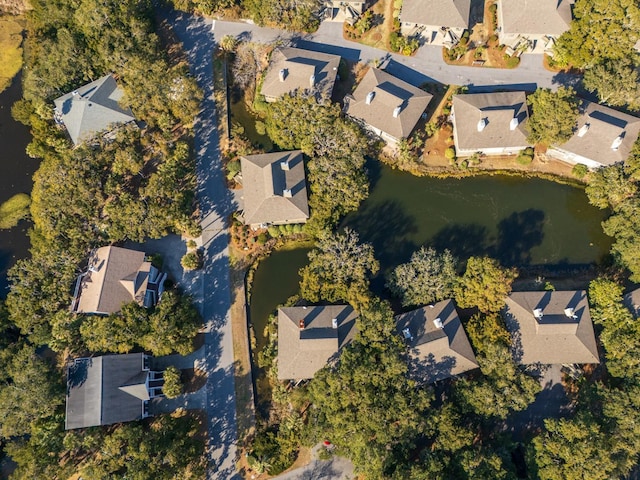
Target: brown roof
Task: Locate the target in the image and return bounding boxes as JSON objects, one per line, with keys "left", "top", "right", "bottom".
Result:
{"left": 395, "top": 299, "right": 478, "bottom": 383}
{"left": 240, "top": 151, "right": 309, "bottom": 226}
{"left": 277, "top": 305, "right": 358, "bottom": 380}
{"left": 452, "top": 92, "right": 530, "bottom": 152}
{"left": 553, "top": 100, "right": 640, "bottom": 167}
{"left": 261, "top": 47, "right": 340, "bottom": 102}
{"left": 74, "top": 246, "right": 154, "bottom": 315}
{"left": 344, "top": 68, "right": 433, "bottom": 141}
{"left": 499, "top": 0, "right": 572, "bottom": 36}
{"left": 400, "top": 0, "right": 470, "bottom": 29}
{"left": 503, "top": 291, "right": 600, "bottom": 365}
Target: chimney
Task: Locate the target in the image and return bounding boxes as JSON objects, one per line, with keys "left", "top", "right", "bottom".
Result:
{"left": 393, "top": 105, "right": 402, "bottom": 118}
{"left": 611, "top": 135, "right": 623, "bottom": 151}
{"left": 299, "top": 319, "right": 305, "bottom": 329}
{"left": 577, "top": 124, "right": 590, "bottom": 137}
{"left": 402, "top": 328, "right": 413, "bottom": 341}
{"left": 280, "top": 160, "right": 290, "bottom": 171}
{"left": 365, "top": 91, "right": 375, "bottom": 104}
{"left": 477, "top": 118, "right": 487, "bottom": 132}
{"left": 509, "top": 117, "right": 519, "bottom": 131}
{"left": 309, "top": 74, "right": 316, "bottom": 87}
{"left": 283, "top": 188, "right": 292, "bottom": 198}
{"left": 564, "top": 307, "right": 576, "bottom": 318}
{"left": 331, "top": 318, "right": 338, "bottom": 329}
{"left": 533, "top": 308, "right": 543, "bottom": 319}
{"left": 433, "top": 318, "right": 443, "bottom": 329}
{"left": 279, "top": 69, "right": 287, "bottom": 82}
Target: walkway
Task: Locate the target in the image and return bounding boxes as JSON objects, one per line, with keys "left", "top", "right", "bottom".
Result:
{"left": 274, "top": 445, "right": 355, "bottom": 480}
{"left": 212, "top": 20, "right": 581, "bottom": 91}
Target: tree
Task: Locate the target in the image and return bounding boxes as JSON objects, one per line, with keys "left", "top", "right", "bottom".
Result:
{"left": 585, "top": 163, "right": 637, "bottom": 210}
{"left": 527, "top": 87, "right": 579, "bottom": 145}
{"left": 454, "top": 257, "right": 517, "bottom": 313}
{"left": 181, "top": 251, "right": 202, "bottom": 271}
{"left": 386, "top": 247, "right": 457, "bottom": 307}
{"left": 219, "top": 34, "right": 238, "bottom": 54}
{"left": 299, "top": 228, "right": 379, "bottom": 305}
{"left": 583, "top": 59, "right": 640, "bottom": 110}
{"left": 163, "top": 366, "right": 183, "bottom": 398}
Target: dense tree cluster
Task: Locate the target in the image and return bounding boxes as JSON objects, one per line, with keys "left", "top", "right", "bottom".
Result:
{"left": 454, "top": 256, "right": 518, "bottom": 313}
{"left": 526, "top": 87, "right": 580, "bottom": 146}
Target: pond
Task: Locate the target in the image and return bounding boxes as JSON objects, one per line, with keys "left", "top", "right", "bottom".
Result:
{"left": 0, "top": 72, "right": 37, "bottom": 297}
{"left": 249, "top": 164, "right": 612, "bottom": 348}
{"left": 230, "top": 97, "right": 273, "bottom": 151}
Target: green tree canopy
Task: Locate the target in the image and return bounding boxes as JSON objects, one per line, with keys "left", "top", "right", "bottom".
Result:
{"left": 454, "top": 257, "right": 517, "bottom": 313}
{"left": 583, "top": 59, "right": 640, "bottom": 110}
{"left": 526, "top": 87, "right": 579, "bottom": 145}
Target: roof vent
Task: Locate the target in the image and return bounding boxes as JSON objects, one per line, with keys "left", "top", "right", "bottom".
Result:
{"left": 611, "top": 135, "right": 624, "bottom": 151}
{"left": 365, "top": 91, "right": 375, "bottom": 104}
{"left": 279, "top": 69, "right": 287, "bottom": 82}
{"left": 309, "top": 74, "right": 316, "bottom": 87}
{"left": 280, "top": 160, "right": 290, "bottom": 171}
{"left": 577, "top": 124, "right": 590, "bottom": 137}
{"left": 283, "top": 188, "right": 293, "bottom": 198}
{"left": 299, "top": 319, "right": 305, "bottom": 329}
{"left": 72, "top": 90, "right": 79, "bottom": 96}
{"left": 477, "top": 118, "right": 487, "bottom": 132}
{"left": 433, "top": 318, "right": 443, "bottom": 329}
{"left": 331, "top": 318, "right": 338, "bottom": 329}
{"left": 402, "top": 328, "right": 413, "bottom": 341}
{"left": 509, "top": 117, "right": 519, "bottom": 131}
{"left": 393, "top": 105, "right": 402, "bottom": 118}
{"left": 564, "top": 307, "right": 577, "bottom": 319}
{"left": 533, "top": 308, "right": 543, "bottom": 319}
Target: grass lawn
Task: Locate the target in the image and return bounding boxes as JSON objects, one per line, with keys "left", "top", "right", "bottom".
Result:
{"left": 0, "top": 16, "right": 24, "bottom": 93}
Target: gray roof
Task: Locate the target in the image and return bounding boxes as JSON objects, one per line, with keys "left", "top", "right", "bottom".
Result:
{"left": 400, "top": 0, "right": 470, "bottom": 29}
{"left": 554, "top": 100, "right": 640, "bottom": 167}
{"left": 499, "top": 0, "right": 572, "bottom": 36}
{"left": 624, "top": 287, "right": 640, "bottom": 317}
{"left": 503, "top": 291, "right": 600, "bottom": 365}
{"left": 53, "top": 74, "right": 135, "bottom": 145}
{"left": 452, "top": 92, "right": 530, "bottom": 152}
{"left": 74, "top": 246, "right": 155, "bottom": 315}
{"left": 277, "top": 305, "right": 358, "bottom": 380}
{"left": 395, "top": 299, "right": 478, "bottom": 383}
{"left": 344, "top": 68, "right": 433, "bottom": 141}
{"left": 66, "top": 353, "right": 150, "bottom": 429}
{"left": 261, "top": 47, "right": 340, "bottom": 102}
{"left": 240, "top": 151, "right": 309, "bottom": 226}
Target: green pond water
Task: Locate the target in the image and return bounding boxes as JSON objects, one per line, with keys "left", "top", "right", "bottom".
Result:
{"left": 249, "top": 165, "right": 612, "bottom": 350}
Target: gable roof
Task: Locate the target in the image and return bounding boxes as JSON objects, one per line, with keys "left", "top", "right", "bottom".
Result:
{"left": 395, "top": 299, "right": 478, "bottom": 383}
{"left": 74, "top": 246, "right": 156, "bottom": 315}
{"left": 344, "top": 68, "right": 433, "bottom": 141}
{"left": 553, "top": 100, "right": 640, "bottom": 167}
{"left": 278, "top": 305, "right": 357, "bottom": 380}
{"left": 240, "top": 151, "right": 309, "bottom": 226}
{"left": 503, "top": 291, "right": 600, "bottom": 365}
{"left": 452, "top": 92, "right": 530, "bottom": 151}
{"left": 400, "top": 0, "right": 471, "bottom": 29}
{"left": 624, "top": 287, "right": 640, "bottom": 317}
{"left": 53, "top": 74, "right": 135, "bottom": 145}
{"left": 65, "top": 353, "right": 150, "bottom": 429}
{"left": 499, "top": 0, "right": 572, "bottom": 36}
{"left": 261, "top": 47, "right": 341, "bottom": 101}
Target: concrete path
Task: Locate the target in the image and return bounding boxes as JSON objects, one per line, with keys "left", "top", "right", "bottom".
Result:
{"left": 163, "top": 8, "right": 241, "bottom": 480}
{"left": 274, "top": 445, "right": 355, "bottom": 480}
{"left": 212, "top": 20, "right": 582, "bottom": 91}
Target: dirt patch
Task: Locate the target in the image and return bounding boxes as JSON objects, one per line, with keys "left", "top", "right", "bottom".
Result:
{"left": 343, "top": 0, "right": 396, "bottom": 51}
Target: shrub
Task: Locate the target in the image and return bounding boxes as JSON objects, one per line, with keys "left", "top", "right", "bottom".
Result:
{"left": 489, "top": 3, "right": 497, "bottom": 13}
{"left": 226, "top": 159, "right": 241, "bottom": 180}
{"left": 267, "top": 226, "right": 281, "bottom": 238}
{"left": 255, "top": 120, "right": 266, "bottom": 135}
{"left": 425, "top": 122, "right": 439, "bottom": 137}
{"left": 257, "top": 233, "right": 268, "bottom": 244}
{"left": 445, "top": 147, "right": 456, "bottom": 160}
{"left": 163, "top": 366, "right": 183, "bottom": 398}
{"left": 572, "top": 163, "right": 589, "bottom": 178}
{"left": 187, "top": 239, "right": 197, "bottom": 249}
{"left": 181, "top": 251, "right": 202, "bottom": 271}
{"left": 506, "top": 56, "right": 521, "bottom": 68}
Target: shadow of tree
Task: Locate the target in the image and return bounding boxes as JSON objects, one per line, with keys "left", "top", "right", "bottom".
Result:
{"left": 430, "top": 223, "right": 489, "bottom": 260}
{"left": 493, "top": 209, "right": 545, "bottom": 266}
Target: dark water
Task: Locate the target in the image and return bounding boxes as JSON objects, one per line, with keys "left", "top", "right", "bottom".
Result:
{"left": 249, "top": 165, "right": 612, "bottom": 346}
{"left": 0, "top": 73, "right": 37, "bottom": 297}
{"left": 230, "top": 98, "right": 273, "bottom": 151}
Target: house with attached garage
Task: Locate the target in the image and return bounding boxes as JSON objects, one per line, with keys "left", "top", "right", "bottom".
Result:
{"left": 547, "top": 100, "right": 640, "bottom": 169}
{"left": 400, "top": 0, "right": 471, "bottom": 47}
{"left": 260, "top": 47, "right": 341, "bottom": 103}
{"left": 277, "top": 305, "right": 358, "bottom": 381}
{"left": 54, "top": 74, "right": 136, "bottom": 146}
{"left": 344, "top": 67, "right": 433, "bottom": 144}
{"left": 395, "top": 299, "right": 478, "bottom": 383}
{"left": 451, "top": 91, "right": 531, "bottom": 157}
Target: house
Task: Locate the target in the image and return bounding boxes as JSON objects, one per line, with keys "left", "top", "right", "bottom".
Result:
{"left": 71, "top": 246, "right": 166, "bottom": 315}
{"left": 547, "top": 100, "right": 640, "bottom": 169}
{"left": 395, "top": 299, "right": 478, "bottom": 383}
{"left": 497, "top": 0, "right": 572, "bottom": 55}
{"left": 325, "top": 0, "right": 366, "bottom": 25}
{"left": 503, "top": 291, "right": 600, "bottom": 365}
{"left": 624, "top": 287, "right": 640, "bottom": 318}
{"left": 344, "top": 68, "right": 433, "bottom": 144}
{"left": 451, "top": 91, "right": 531, "bottom": 156}
{"left": 400, "top": 0, "right": 471, "bottom": 47}
{"left": 260, "top": 47, "right": 341, "bottom": 103}
{"left": 277, "top": 305, "right": 357, "bottom": 380}
{"left": 239, "top": 151, "right": 310, "bottom": 228}
{"left": 65, "top": 353, "right": 165, "bottom": 429}
{"left": 53, "top": 74, "right": 136, "bottom": 146}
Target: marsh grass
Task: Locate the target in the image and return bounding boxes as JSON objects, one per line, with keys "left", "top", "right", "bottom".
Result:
{"left": 0, "top": 16, "right": 24, "bottom": 93}
{"left": 0, "top": 193, "right": 30, "bottom": 229}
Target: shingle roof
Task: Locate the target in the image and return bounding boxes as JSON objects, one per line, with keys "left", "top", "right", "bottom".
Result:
{"left": 74, "top": 246, "right": 154, "bottom": 315}
{"left": 553, "top": 101, "right": 640, "bottom": 167}
{"left": 624, "top": 287, "right": 640, "bottom": 317}
{"left": 452, "top": 92, "right": 530, "bottom": 152}
{"left": 53, "top": 74, "right": 135, "bottom": 145}
{"left": 503, "top": 291, "right": 600, "bottom": 365}
{"left": 344, "top": 68, "right": 433, "bottom": 141}
{"left": 240, "top": 151, "right": 309, "bottom": 226}
{"left": 65, "top": 353, "right": 150, "bottom": 429}
{"left": 261, "top": 47, "right": 340, "bottom": 101}
{"left": 400, "top": 0, "right": 471, "bottom": 29}
{"left": 277, "top": 305, "right": 357, "bottom": 380}
{"left": 499, "top": 0, "right": 572, "bottom": 36}
{"left": 395, "top": 299, "right": 478, "bottom": 383}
